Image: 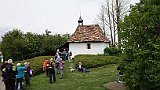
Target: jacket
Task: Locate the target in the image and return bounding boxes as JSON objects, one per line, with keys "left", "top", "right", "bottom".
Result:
{"left": 16, "top": 65, "right": 27, "bottom": 79}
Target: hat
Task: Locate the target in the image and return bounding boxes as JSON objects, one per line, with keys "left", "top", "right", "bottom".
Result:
{"left": 24, "top": 62, "right": 28, "bottom": 65}
{"left": 8, "top": 59, "right": 13, "bottom": 63}
{"left": 17, "top": 63, "right": 21, "bottom": 66}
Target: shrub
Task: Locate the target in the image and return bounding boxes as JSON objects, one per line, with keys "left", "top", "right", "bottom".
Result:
{"left": 74, "top": 55, "right": 122, "bottom": 69}
{"left": 14, "top": 56, "right": 53, "bottom": 76}
{"left": 104, "top": 47, "right": 121, "bottom": 56}
{"left": 120, "top": 0, "right": 160, "bottom": 89}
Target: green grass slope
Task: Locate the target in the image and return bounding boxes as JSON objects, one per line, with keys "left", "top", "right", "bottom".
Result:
{"left": 24, "top": 61, "right": 118, "bottom": 90}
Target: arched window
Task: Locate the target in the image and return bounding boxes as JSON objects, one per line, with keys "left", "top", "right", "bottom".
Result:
{"left": 87, "top": 43, "right": 91, "bottom": 49}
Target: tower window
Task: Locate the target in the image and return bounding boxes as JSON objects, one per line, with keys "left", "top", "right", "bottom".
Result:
{"left": 87, "top": 43, "right": 91, "bottom": 49}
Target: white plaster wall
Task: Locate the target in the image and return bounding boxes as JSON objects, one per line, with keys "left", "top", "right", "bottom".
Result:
{"left": 69, "top": 42, "right": 109, "bottom": 57}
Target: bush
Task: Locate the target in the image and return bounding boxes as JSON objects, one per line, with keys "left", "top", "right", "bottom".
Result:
{"left": 74, "top": 55, "right": 122, "bottom": 69}
{"left": 14, "top": 56, "right": 53, "bottom": 76}
{"left": 104, "top": 47, "right": 121, "bottom": 56}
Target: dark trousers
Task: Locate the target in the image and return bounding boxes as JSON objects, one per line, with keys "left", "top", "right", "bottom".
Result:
{"left": 49, "top": 70, "right": 56, "bottom": 83}
{"left": 56, "top": 63, "right": 60, "bottom": 74}
{"left": 16, "top": 78, "right": 23, "bottom": 90}
{"left": 5, "top": 79, "right": 15, "bottom": 90}
{"left": 25, "top": 73, "right": 30, "bottom": 86}
{"left": 46, "top": 68, "right": 49, "bottom": 77}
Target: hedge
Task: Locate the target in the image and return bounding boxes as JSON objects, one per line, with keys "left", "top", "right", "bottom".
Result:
{"left": 74, "top": 55, "right": 122, "bottom": 68}
{"left": 14, "top": 56, "right": 53, "bottom": 76}
{"left": 104, "top": 47, "right": 122, "bottom": 56}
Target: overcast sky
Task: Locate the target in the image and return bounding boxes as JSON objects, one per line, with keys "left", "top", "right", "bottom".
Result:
{"left": 0, "top": 0, "right": 140, "bottom": 40}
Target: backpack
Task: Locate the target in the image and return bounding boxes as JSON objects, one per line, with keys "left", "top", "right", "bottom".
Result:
{"left": 29, "top": 69, "right": 33, "bottom": 77}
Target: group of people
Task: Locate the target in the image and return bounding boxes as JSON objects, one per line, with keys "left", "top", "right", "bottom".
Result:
{"left": 56, "top": 49, "right": 72, "bottom": 61}
{"left": 0, "top": 49, "right": 92, "bottom": 90}
{"left": 42, "top": 57, "right": 64, "bottom": 84}
{"left": 1, "top": 59, "right": 33, "bottom": 90}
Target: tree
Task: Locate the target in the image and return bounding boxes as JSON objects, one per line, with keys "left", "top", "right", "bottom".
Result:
{"left": 1, "top": 29, "right": 69, "bottom": 61}
{"left": 120, "top": 0, "right": 160, "bottom": 89}
{"left": 1, "top": 29, "right": 27, "bottom": 61}
{"left": 97, "top": 0, "right": 129, "bottom": 46}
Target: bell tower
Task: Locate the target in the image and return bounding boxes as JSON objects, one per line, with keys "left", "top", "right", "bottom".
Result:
{"left": 78, "top": 16, "right": 83, "bottom": 26}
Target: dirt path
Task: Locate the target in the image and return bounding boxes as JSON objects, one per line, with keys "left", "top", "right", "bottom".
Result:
{"left": 104, "top": 81, "right": 128, "bottom": 90}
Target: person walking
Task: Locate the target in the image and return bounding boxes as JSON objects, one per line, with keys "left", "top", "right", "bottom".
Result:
{"left": 59, "top": 58, "right": 64, "bottom": 79}
{"left": 24, "top": 63, "right": 32, "bottom": 87}
{"left": 16, "top": 62, "right": 28, "bottom": 90}
{"left": 47, "top": 58, "right": 56, "bottom": 84}
{"left": 2, "top": 59, "right": 17, "bottom": 90}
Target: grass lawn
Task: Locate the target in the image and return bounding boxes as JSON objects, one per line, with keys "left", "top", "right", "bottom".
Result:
{"left": 24, "top": 61, "right": 118, "bottom": 90}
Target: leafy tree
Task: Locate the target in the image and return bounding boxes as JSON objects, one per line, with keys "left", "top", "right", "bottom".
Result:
{"left": 1, "top": 29, "right": 27, "bottom": 61}
{"left": 24, "top": 32, "right": 44, "bottom": 58}
{"left": 120, "top": 0, "right": 160, "bottom": 89}
{"left": 1, "top": 29, "right": 69, "bottom": 61}
{"left": 42, "top": 34, "right": 68, "bottom": 55}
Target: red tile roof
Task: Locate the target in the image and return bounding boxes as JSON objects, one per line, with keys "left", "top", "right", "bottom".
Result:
{"left": 68, "top": 24, "right": 110, "bottom": 42}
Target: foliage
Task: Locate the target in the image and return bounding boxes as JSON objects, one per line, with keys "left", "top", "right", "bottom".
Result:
{"left": 14, "top": 56, "right": 53, "bottom": 76}
{"left": 74, "top": 55, "right": 122, "bottom": 68}
{"left": 1, "top": 29, "right": 68, "bottom": 61}
{"left": 1, "top": 29, "right": 27, "bottom": 61}
{"left": 120, "top": 0, "right": 160, "bottom": 89}
{"left": 104, "top": 47, "right": 122, "bottom": 56}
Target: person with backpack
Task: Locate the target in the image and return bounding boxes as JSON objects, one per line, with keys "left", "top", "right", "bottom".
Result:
{"left": 2, "top": 59, "right": 17, "bottom": 90}
{"left": 24, "top": 62, "right": 33, "bottom": 87}
{"left": 16, "top": 62, "right": 28, "bottom": 90}
{"left": 47, "top": 58, "right": 56, "bottom": 84}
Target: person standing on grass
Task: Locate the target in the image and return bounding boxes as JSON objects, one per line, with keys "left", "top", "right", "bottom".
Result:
{"left": 59, "top": 58, "right": 64, "bottom": 79}
{"left": 68, "top": 51, "right": 72, "bottom": 62}
{"left": 62, "top": 49, "right": 67, "bottom": 60}
{"left": 1, "top": 61, "right": 8, "bottom": 84}
{"left": 2, "top": 59, "right": 17, "bottom": 90}
{"left": 16, "top": 62, "right": 28, "bottom": 90}
{"left": 43, "top": 58, "right": 49, "bottom": 77}
{"left": 55, "top": 54, "right": 60, "bottom": 74}
{"left": 56, "top": 49, "right": 61, "bottom": 56}
{"left": 24, "top": 63, "right": 33, "bottom": 87}
{"left": 116, "top": 65, "right": 123, "bottom": 83}
{"left": 47, "top": 58, "right": 56, "bottom": 84}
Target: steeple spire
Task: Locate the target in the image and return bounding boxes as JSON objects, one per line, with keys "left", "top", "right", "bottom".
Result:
{"left": 78, "top": 15, "right": 83, "bottom": 26}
